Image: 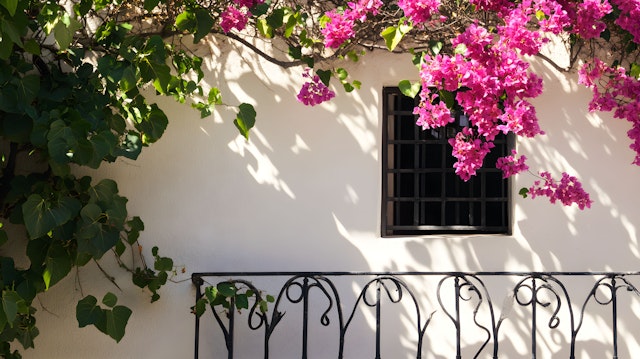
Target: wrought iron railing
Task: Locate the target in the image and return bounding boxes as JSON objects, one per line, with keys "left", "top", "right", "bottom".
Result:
{"left": 192, "top": 271, "right": 640, "bottom": 359}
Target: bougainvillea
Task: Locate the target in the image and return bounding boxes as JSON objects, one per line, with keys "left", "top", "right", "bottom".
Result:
{"left": 220, "top": 6, "right": 250, "bottom": 33}
{"left": 497, "top": 150, "right": 530, "bottom": 178}
{"left": 310, "top": 0, "right": 638, "bottom": 209}
{"left": 294, "top": 0, "right": 639, "bottom": 209}
{"left": 529, "top": 172, "right": 593, "bottom": 209}
{"left": 1, "top": 0, "right": 639, "bottom": 354}
{"left": 297, "top": 69, "right": 337, "bottom": 106}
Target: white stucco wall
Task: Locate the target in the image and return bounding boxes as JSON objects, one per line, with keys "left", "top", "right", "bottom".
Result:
{"left": 21, "top": 36, "right": 640, "bottom": 358}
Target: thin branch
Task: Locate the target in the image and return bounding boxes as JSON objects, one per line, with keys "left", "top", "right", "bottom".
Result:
{"left": 223, "top": 32, "right": 306, "bottom": 68}
{"left": 535, "top": 52, "right": 570, "bottom": 73}
{"left": 94, "top": 259, "right": 123, "bottom": 291}
{"left": 36, "top": 296, "right": 60, "bottom": 317}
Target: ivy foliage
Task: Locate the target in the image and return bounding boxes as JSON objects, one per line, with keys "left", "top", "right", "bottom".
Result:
{"left": 0, "top": 0, "right": 260, "bottom": 355}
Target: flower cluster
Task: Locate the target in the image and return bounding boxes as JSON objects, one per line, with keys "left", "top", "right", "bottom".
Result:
{"left": 448, "top": 127, "right": 495, "bottom": 181}
{"left": 297, "top": 68, "right": 336, "bottom": 106}
{"left": 578, "top": 59, "right": 640, "bottom": 165}
{"left": 612, "top": 0, "right": 640, "bottom": 43}
{"left": 220, "top": 6, "right": 249, "bottom": 33}
{"left": 529, "top": 171, "right": 593, "bottom": 209}
{"left": 496, "top": 150, "right": 529, "bottom": 178}
{"left": 573, "top": 0, "right": 612, "bottom": 39}
{"left": 212, "top": 0, "right": 640, "bottom": 208}
{"left": 398, "top": 0, "right": 441, "bottom": 25}
{"left": 321, "top": 10, "right": 356, "bottom": 48}
{"left": 321, "top": 0, "right": 383, "bottom": 48}
{"left": 219, "top": 0, "right": 265, "bottom": 33}
{"left": 414, "top": 92, "right": 455, "bottom": 129}
{"left": 416, "top": 22, "right": 544, "bottom": 181}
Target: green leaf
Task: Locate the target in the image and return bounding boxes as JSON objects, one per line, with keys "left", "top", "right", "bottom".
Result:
{"left": 519, "top": 187, "right": 529, "bottom": 198}
{"left": 43, "top": 240, "right": 73, "bottom": 290}
{"left": 139, "top": 105, "right": 168, "bottom": 143}
{"left": 233, "top": 103, "right": 256, "bottom": 140}
{"left": 119, "top": 66, "right": 137, "bottom": 93}
{"left": 17, "top": 324, "right": 39, "bottom": 349}
{"left": 15, "top": 75, "right": 40, "bottom": 109}
{"left": 630, "top": 63, "right": 640, "bottom": 79}
{"left": 76, "top": 222, "right": 120, "bottom": 259}
{"left": 193, "top": 8, "right": 214, "bottom": 43}
{"left": 438, "top": 90, "right": 455, "bottom": 109}
{"left": 251, "top": 2, "right": 270, "bottom": 16}
{"left": 0, "top": 0, "right": 18, "bottom": 16}
{"left": 267, "top": 8, "right": 285, "bottom": 29}
{"left": 288, "top": 46, "right": 302, "bottom": 60}
{"left": 74, "top": 0, "right": 93, "bottom": 17}
{"left": 235, "top": 293, "right": 249, "bottom": 310}
{"left": 257, "top": 18, "right": 273, "bottom": 38}
{"left": 398, "top": 80, "right": 421, "bottom": 98}
{"left": 1, "top": 19, "right": 24, "bottom": 47}
{"left": 154, "top": 257, "right": 173, "bottom": 272}
{"left": 316, "top": 69, "right": 331, "bottom": 86}
{"left": 89, "top": 179, "right": 119, "bottom": 204}
{"left": 208, "top": 87, "right": 222, "bottom": 105}
{"left": 23, "top": 39, "right": 41, "bottom": 56}
{"left": 2, "top": 290, "right": 26, "bottom": 326}
{"left": 76, "top": 295, "right": 103, "bottom": 327}
{"left": 53, "top": 15, "right": 83, "bottom": 50}
{"left": 125, "top": 216, "right": 144, "bottom": 244}
{"left": 193, "top": 298, "right": 207, "bottom": 317}
{"left": 175, "top": 11, "right": 196, "bottom": 33}
{"left": 284, "top": 12, "right": 298, "bottom": 37}
{"left": 102, "top": 292, "right": 118, "bottom": 308}
{"left": 430, "top": 41, "right": 443, "bottom": 56}
{"left": 380, "top": 22, "right": 411, "bottom": 52}
{"left": 217, "top": 282, "right": 236, "bottom": 297}
{"left": 380, "top": 26, "right": 398, "bottom": 51}
{"left": 143, "top": 0, "right": 160, "bottom": 11}
{"left": 22, "top": 195, "right": 81, "bottom": 239}
{"left": 104, "top": 305, "right": 132, "bottom": 342}
{"left": 144, "top": 61, "right": 171, "bottom": 94}
{"left": 335, "top": 68, "right": 348, "bottom": 81}
{"left": 454, "top": 43, "right": 467, "bottom": 55}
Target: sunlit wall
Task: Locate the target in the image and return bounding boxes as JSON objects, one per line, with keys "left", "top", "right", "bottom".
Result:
{"left": 22, "top": 36, "right": 640, "bottom": 358}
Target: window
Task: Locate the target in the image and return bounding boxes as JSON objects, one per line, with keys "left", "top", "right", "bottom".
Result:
{"left": 381, "top": 87, "right": 511, "bottom": 236}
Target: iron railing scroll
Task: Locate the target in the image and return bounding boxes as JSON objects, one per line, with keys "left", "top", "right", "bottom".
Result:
{"left": 192, "top": 271, "right": 640, "bottom": 359}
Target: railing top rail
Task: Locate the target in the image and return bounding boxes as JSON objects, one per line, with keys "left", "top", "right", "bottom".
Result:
{"left": 192, "top": 270, "right": 640, "bottom": 280}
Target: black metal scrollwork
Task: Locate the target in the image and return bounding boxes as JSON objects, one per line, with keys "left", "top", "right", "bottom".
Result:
{"left": 192, "top": 271, "right": 640, "bottom": 359}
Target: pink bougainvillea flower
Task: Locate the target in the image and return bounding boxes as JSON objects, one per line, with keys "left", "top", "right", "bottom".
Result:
{"left": 321, "top": 9, "right": 356, "bottom": 48}
{"left": 496, "top": 150, "right": 529, "bottom": 178}
{"left": 529, "top": 171, "right": 592, "bottom": 209}
{"left": 398, "top": 0, "right": 441, "bottom": 25}
{"left": 297, "top": 69, "right": 336, "bottom": 106}
{"left": 448, "top": 127, "right": 495, "bottom": 181}
{"left": 220, "top": 6, "right": 250, "bottom": 33}
{"left": 574, "top": 0, "right": 612, "bottom": 39}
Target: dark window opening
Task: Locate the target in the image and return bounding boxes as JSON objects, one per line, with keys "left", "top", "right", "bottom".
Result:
{"left": 381, "top": 87, "right": 511, "bottom": 236}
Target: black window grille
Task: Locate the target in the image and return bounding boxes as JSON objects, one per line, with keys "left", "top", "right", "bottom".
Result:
{"left": 381, "top": 87, "right": 511, "bottom": 236}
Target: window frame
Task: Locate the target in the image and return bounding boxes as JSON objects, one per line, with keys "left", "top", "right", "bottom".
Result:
{"left": 381, "top": 87, "right": 513, "bottom": 237}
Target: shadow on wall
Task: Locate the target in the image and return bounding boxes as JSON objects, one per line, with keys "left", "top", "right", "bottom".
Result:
{"left": 89, "top": 38, "right": 640, "bottom": 358}
{"left": 379, "top": 57, "right": 640, "bottom": 358}
{"left": 96, "top": 35, "right": 387, "bottom": 274}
